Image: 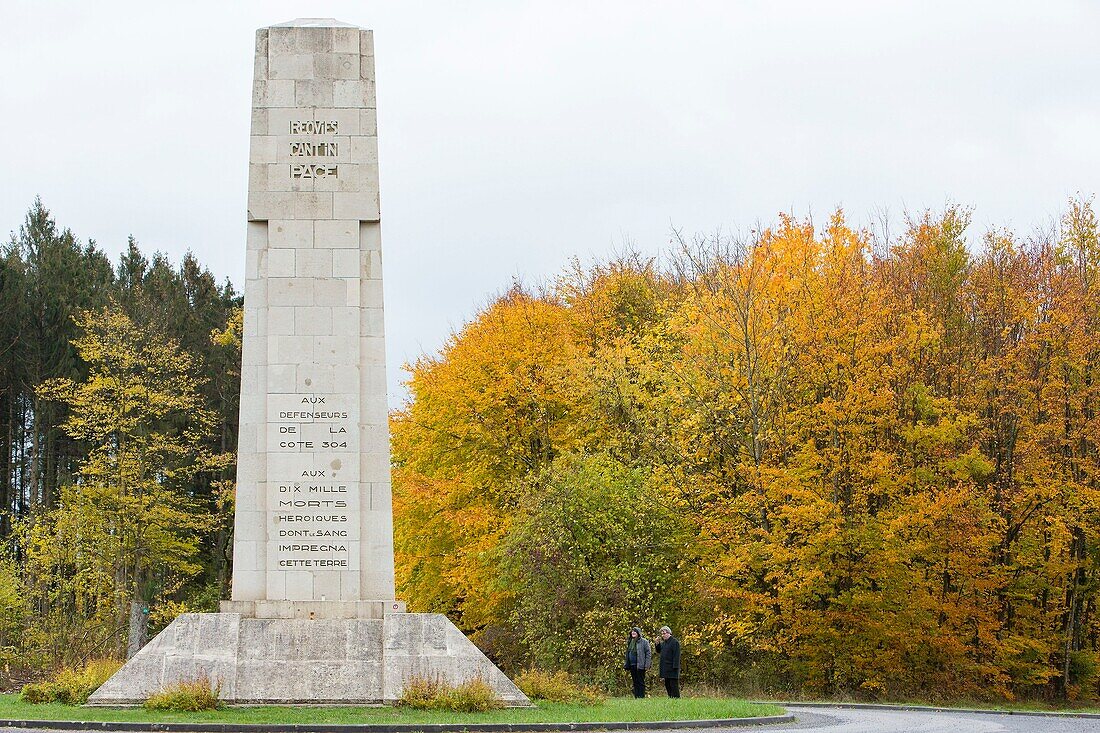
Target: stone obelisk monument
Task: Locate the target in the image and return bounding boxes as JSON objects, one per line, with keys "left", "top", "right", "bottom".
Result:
{"left": 89, "top": 19, "right": 528, "bottom": 706}
{"left": 232, "top": 17, "right": 394, "bottom": 612}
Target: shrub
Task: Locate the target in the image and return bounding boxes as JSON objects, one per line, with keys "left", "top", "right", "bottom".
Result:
{"left": 398, "top": 674, "right": 504, "bottom": 712}
{"left": 440, "top": 678, "right": 506, "bottom": 712}
{"left": 514, "top": 669, "right": 605, "bottom": 705}
{"left": 19, "top": 681, "right": 57, "bottom": 704}
{"left": 398, "top": 674, "right": 447, "bottom": 708}
{"left": 21, "top": 659, "right": 122, "bottom": 705}
{"left": 144, "top": 673, "right": 222, "bottom": 711}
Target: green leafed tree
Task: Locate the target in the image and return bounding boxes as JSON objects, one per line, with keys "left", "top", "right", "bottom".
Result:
{"left": 499, "top": 451, "right": 689, "bottom": 686}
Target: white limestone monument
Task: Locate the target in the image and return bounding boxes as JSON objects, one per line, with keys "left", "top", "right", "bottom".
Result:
{"left": 89, "top": 19, "right": 528, "bottom": 706}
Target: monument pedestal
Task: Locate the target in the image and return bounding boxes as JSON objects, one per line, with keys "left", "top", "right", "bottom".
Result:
{"left": 88, "top": 608, "right": 529, "bottom": 706}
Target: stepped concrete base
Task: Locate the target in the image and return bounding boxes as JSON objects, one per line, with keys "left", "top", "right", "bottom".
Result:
{"left": 87, "top": 611, "right": 529, "bottom": 706}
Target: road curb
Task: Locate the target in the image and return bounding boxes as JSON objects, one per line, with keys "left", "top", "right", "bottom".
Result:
{"left": 776, "top": 700, "right": 1100, "bottom": 720}
{"left": 0, "top": 714, "right": 796, "bottom": 732}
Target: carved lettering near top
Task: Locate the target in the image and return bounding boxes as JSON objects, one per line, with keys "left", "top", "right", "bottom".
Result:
{"left": 290, "top": 141, "right": 339, "bottom": 157}
{"left": 289, "top": 121, "right": 340, "bottom": 179}
{"left": 290, "top": 120, "right": 339, "bottom": 134}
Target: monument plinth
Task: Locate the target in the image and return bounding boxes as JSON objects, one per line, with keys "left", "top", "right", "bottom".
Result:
{"left": 88, "top": 19, "right": 529, "bottom": 706}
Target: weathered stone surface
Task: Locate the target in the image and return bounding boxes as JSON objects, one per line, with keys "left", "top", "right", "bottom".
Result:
{"left": 90, "top": 614, "right": 242, "bottom": 705}
{"left": 88, "top": 612, "right": 527, "bottom": 706}
{"left": 90, "top": 17, "right": 529, "bottom": 708}
{"left": 89, "top": 614, "right": 382, "bottom": 705}
{"left": 219, "top": 599, "right": 405, "bottom": 619}
{"left": 381, "top": 614, "right": 529, "bottom": 704}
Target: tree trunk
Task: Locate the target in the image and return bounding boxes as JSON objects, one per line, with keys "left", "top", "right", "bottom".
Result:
{"left": 28, "top": 394, "right": 39, "bottom": 508}
{"left": 0, "top": 394, "right": 10, "bottom": 537}
{"left": 126, "top": 600, "right": 149, "bottom": 659}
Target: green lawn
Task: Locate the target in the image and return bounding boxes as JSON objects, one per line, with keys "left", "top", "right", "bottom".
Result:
{"left": 0, "top": 695, "right": 783, "bottom": 725}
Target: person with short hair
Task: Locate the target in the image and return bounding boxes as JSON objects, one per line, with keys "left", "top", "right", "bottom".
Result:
{"left": 656, "top": 625, "right": 681, "bottom": 697}
{"left": 624, "top": 627, "right": 652, "bottom": 698}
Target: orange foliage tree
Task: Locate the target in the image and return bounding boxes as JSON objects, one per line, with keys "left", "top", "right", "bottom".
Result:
{"left": 392, "top": 200, "right": 1100, "bottom": 701}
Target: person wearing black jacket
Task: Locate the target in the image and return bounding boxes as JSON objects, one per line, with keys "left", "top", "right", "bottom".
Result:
{"left": 656, "top": 625, "right": 681, "bottom": 697}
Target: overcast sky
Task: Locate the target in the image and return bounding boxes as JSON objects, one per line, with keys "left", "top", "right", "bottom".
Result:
{"left": 4, "top": 1, "right": 1098, "bottom": 403}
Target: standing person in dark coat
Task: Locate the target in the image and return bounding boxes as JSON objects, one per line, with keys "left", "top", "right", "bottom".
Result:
{"left": 656, "top": 625, "right": 681, "bottom": 697}
{"left": 624, "top": 627, "right": 652, "bottom": 698}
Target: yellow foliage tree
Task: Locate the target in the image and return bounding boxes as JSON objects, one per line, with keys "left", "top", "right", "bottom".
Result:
{"left": 26, "top": 306, "right": 229, "bottom": 660}
{"left": 392, "top": 287, "right": 591, "bottom": 634}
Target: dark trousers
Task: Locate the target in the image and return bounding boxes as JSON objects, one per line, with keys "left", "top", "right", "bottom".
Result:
{"left": 664, "top": 677, "right": 680, "bottom": 698}
{"left": 630, "top": 668, "right": 646, "bottom": 698}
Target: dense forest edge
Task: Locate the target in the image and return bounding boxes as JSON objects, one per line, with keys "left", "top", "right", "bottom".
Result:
{"left": 2, "top": 197, "right": 1100, "bottom": 705}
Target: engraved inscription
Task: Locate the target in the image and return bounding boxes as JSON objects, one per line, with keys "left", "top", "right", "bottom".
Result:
{"left": 267, "top": 392, "right": 357, "bottom": 570}
{"left": 291, "top": 164, "right": 338, "bottom": 179}
{"left": 290, "top": 120, "right": 339, "bottom": 134}
{"left": 289, "top": 121, "right": 340, "bottom": 179}
{"left": 290, "top": 141, "right": 339, "bottom": 157}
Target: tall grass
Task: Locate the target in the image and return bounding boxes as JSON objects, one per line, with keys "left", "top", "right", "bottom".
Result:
{"left": 397, "top": 675, "right": 505, "bottom": 712}
{"left": 144, "top": 674, "right": 221, "bottom": 711}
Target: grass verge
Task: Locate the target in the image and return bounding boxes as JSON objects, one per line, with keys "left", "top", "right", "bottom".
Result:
{"left": 0, "top": 694, "right": 782, "bottom": 725}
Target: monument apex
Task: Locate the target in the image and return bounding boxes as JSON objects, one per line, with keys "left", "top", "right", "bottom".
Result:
{"left": 270, "top": 18, "right": 360, "bottom": 27}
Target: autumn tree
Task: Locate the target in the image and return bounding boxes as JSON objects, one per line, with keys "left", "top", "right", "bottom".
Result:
{"left": 27, "top": 306, "right": 229, "bottom": 659}
{"left": 392, "top": 286, "right": 593, "bottom": 636}
{"left": 392, "top": 200, "right": 1100, "bottom": 702}
{"left": 499, "top": 451, "right": 688, "bottom": 684}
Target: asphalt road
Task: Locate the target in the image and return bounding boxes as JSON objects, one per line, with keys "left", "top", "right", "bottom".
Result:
{"left": 726, "top": 705, "right": 1100, "bottom": 732}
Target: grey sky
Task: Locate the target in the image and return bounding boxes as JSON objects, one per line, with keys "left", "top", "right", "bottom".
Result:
{"left": 3, "top": 1, "right": 1098, "bottom": 404}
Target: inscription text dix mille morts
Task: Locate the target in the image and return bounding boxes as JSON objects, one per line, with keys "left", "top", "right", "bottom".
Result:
{"left": 274, "top": 393, "right": 350, "bottom": 567}
{"left": 273, "top": 388, "right": 353, "bottom": 568}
